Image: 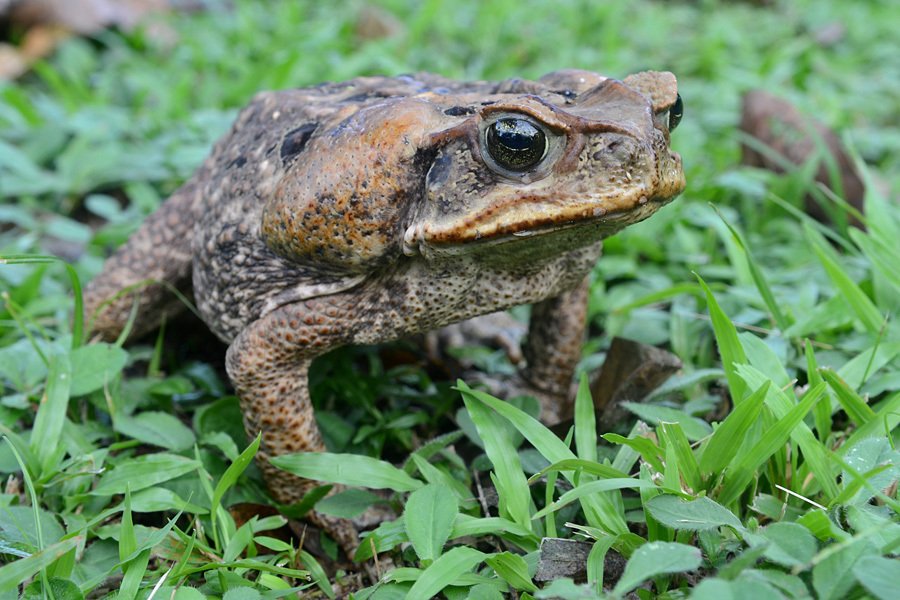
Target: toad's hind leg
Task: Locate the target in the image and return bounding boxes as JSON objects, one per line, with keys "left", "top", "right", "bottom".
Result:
{"left": 521, "top": 278, "right": 590, "bottom": 423}
{"left": 83, "top": 168, "right": 209, "bottom": 341}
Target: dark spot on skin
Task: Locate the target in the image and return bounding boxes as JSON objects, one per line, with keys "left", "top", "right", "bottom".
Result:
{"left": 280, "top": 123, "right": 318, "bottom": 165}
{"left": 228, "top": 155, "right": 247, "bottom": 169}
{"left": 426, "top": 150, "right": 453, "bottom": 187}
{"left": 444, "top": 106, "right": 475, "bottom": 116}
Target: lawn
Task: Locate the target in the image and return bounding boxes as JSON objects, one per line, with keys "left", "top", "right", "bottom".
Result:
{"left": 1, "top": 0, "right": 898, "bottom": 598}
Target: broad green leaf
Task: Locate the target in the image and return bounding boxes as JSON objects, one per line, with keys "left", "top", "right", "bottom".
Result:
{"left": 450, "top": 515, "right": 535, "bottom": 542}
{"left": 697, "top": 275, "right": 748, "bottom": 403}
{"left": 612, "top": 541, "right": 701, "bottom": 595}
{"left": 757, "top": 522, "right": 818, "bottom": 567}
{"left": 485, "top": 551, "right": 537, "bottom": 593}
{"left": 0, "top": 536, "right": 82, "bottom": 593}
{"left": 223, "top": 588, "right": 261, "bottom": 600}
{"left": 645, "top": 495, "right": 744, "bottom": 533}
{"left": 316, "top": 488, "right": 384, "bottom": 519}
{"left": 92, "top": 454, "right": 201, "bottom": 495}
{"left": 21, "top": 577, "right": 84, "bottom": 600}
{"left": 0, "top": 505, "right": 65, "bottom": 552}
{"left": 114, "top": 411, "right": 197, "bottom": 451}
{"left": 840, "top": 391, "right": 900, "bottom": 455}
{"left": 404, "top": 483, "right": 458, "bottom": 562}
{"left": 271, "top": 452, "right": 422, "bottom": 492}
{"left": 462, "top": 388, "right": 531, "bottom": 530}
{"left": 699, "top": 381, "right": 769, "bottom": 475}
{"left": 691, "top": 576, "right": 785, "bottom": 600}
{"left": 852, "top": 555, "right": 900, "bottom": 600}
{"left": 129, "top": 488, "right": 207, "bottom": 514}
{"left": 406, "top": 546, "right": 485, "bottom": 599}
{"left": 812, "top": 539, "right": 877, "bottom": 600}
{"left": 30, "top": 353, "right": 71, "bottom": 474}
{"left": 69, "top": 343, "right": 128, "bottom": 396}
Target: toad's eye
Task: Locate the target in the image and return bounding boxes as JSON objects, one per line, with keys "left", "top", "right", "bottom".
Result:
{"left": 485, "top": 117, "right": 548, "bottom": 172}
{"left": 668, "top": 93, "right": 683, "bottom": 132}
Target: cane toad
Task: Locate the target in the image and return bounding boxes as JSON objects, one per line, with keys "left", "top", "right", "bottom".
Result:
{"left": 84, "top": 69, "right": 685, "bottom": 551}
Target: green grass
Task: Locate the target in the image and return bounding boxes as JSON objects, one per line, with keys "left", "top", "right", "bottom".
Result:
{"left": 1, "top": 0, "right": 899, "bottom": 598}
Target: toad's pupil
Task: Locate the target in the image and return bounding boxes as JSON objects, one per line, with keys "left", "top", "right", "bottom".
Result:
{"left": 486, "top": 118, "right": 547, "bottom": 171}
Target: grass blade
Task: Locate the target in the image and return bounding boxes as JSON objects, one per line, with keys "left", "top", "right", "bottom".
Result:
{"left": 699, "top": 381, "right": 769, "bottom": 476}
{"left": 819, "top": 368, "right": 876, "bottom": 426}
{"left": 462, "top": 389, "right": 532, "bottom": 530}
{"left": 271, "top": 452, "right": 423, "bottom": 492}
{"left": 718, "top": 382, "right": 826, "bottom": 505}
{"left": 574, "top": 373, "right": 597, "bottom": 462}
{"left": 30, "top": 352, "right": 71, "bottom": 476}
{"left": 697, "top": 274, "right": 748, "bottom": 403}
{"left": 457, "top": 382, "right": 627, "bottom": 534}
{"left": 804, "top": 223, "right": 884, "bottom": 334}
{"left": 406, "top": 546, "right": 485, "bottom": 599}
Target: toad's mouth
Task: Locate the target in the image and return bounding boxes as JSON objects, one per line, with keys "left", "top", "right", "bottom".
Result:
{"left": 403, "top": 187, "right": 680, "bottom": 258}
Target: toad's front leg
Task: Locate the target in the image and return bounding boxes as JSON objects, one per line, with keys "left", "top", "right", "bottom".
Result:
{"left": 225, "top": 298, "right": 358, "bottom": 554}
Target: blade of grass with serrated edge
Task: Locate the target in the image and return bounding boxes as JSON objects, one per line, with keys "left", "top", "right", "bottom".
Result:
{"left": 804, "top": 223, "right": 884, "bottom": 334}
{"left": 699, "top": 381, "right": 770, "bottom": 476}
{"left": 210, "top": 433, "right": 261, "bottom": 549}
{"left": 462, "top": 391, "right": 531, "bottom": 530}
{"left": 30, "top": 352, "right": 71, "bottom": 476}
{"left": 718, "top": 382, "right": 826, "bottom": 506}
{"left": 458, "top": 382, "right": 627, "bottom": 533}
{"left": 806, "top": 342, "right": 832, "bottom": 442}
{"left": 660, "top": 422, "right": 701, "bottom": 493}
{"left": 819, "top": 368, "right": 876, "bottom": 427}
{"left": 406, "top": 546, "right": 486, "bottom": 599}
{"left": 697, "top": 274, "right": 749, "bottom": 403}
{"left": 574, "top": 374, "right": 597, "bottom": 462}
{"left": 737, "top": 366, "right": 840, "bottom": 499}
{"left": 714, "top": 208, "right": 791, "bottom": 330}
